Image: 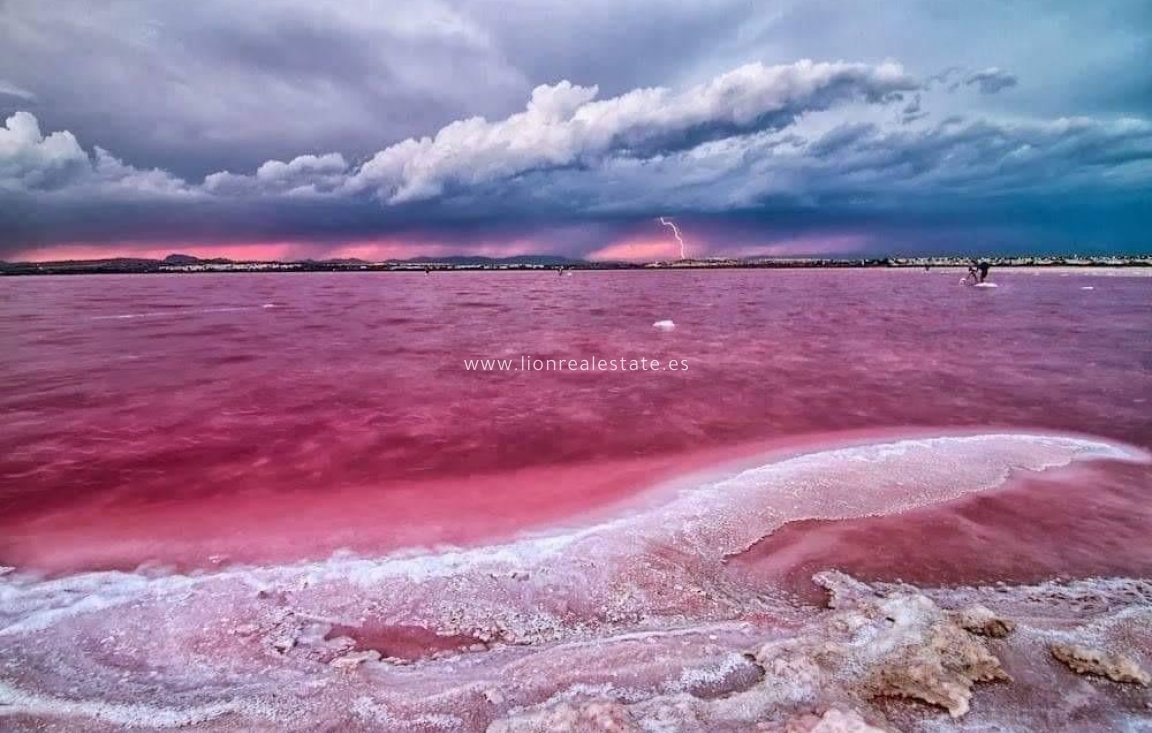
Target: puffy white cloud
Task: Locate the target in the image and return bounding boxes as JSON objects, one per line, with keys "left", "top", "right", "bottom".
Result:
{"left": 347, "top": 60, "right": 918, "bottom": 202}
{"left": 204, "top": 153, "right": 348, "bottom": 196}
{"left": 256, "top": 153, "right": 347, "bottom": 182}
{"left": 92, "top": 147, "right": 192, "bottom": 196}
{"left": 0, "top": 111, "right": 91, "bottom": 190}
{"left": 0, "top": 111, "right": 190, "bottom": 195}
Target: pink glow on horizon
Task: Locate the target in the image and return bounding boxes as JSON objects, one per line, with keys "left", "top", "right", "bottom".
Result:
{"left": 588, "top": 237, "right": 681, "bottom": 262}
{"left": 27, "top": 232, "right": 562, "bottom": 263}
{"left": 13, "top": 231, "right": 870, "bottom": 264}
{"left": 589, "top": 232, "right": 870, "bottom": 262}
{"left": 14, "top": 237, "right": 550, "bottom": 264}
{"left": 12, "top": 242, "right": 309, "bottom": 263}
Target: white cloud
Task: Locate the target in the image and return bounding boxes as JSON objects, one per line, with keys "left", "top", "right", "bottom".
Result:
{"left": 0, "top": 111, "right": 89, "bottom": 190}
{"left": 0, "top": 111, "right": 190, "bottom": 195}
{"left": 204, "top": 153, "right": 348, "bottom": 196}
{"left": 346, "top": 60, "right": 918, "bottom": 202}
{"left": 92, "top": 147, "right": 192, "bottom": 196}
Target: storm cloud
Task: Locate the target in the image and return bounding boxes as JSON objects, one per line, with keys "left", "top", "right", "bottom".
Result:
{"left": 0, "top": 0, "right": 1150, "bottom": 259}
{"left": 964, "top": 68, "right": 1018, "bottom": 95}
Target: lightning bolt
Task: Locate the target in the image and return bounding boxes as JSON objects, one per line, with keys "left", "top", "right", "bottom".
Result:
{"left": 658, "top": 217, "right": 687, "bottom": 259}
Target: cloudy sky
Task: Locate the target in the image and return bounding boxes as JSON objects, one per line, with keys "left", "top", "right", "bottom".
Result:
{"left": 1, "top": 0, "right": 1149, "bottom": 261}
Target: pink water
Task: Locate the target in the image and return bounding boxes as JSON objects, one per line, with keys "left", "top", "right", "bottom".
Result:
{"left": 1, "top": 270, "right": 1150, "bottom": 732}
{"left": 2, "top": 270, "right": 1149, "bottom": 573}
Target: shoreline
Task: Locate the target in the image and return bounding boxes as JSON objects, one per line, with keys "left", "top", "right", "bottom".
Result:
{"left": 2, "top": 429, "right": 1148, "bottom": 732}
{"left": 3, "top": 261, "right": 1151, "bottom": 277}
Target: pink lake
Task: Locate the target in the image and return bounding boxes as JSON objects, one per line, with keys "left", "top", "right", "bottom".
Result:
{"left": 2, "top": 269, "right": 1148, "bottom": 576}
{"left": 0, "top": 269, "right": 1149, "bottom": 732}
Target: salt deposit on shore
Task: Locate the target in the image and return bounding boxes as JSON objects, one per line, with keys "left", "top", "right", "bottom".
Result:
{"left": 1, "top": 432, "right": 1148, "bottom": 732}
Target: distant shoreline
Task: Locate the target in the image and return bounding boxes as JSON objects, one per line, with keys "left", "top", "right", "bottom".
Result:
{"left": 2, "top": 256, "right": 1150, "bottom": 276}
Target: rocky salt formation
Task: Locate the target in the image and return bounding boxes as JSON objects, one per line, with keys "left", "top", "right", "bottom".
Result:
{"left": 950, "top": 604, "right": 1015, "bottom": 638}
{"left": 1050, "top": 643, "right": 1151, "bottom": 685}
{"left": 2, "top": 566, "right": 1150, "bottom": 732}
{"left": 778, "top": 709, "right": 893, "bottom": 732}
{"left": 488, "top": 705, "right": 892, "bottom": 733}
{"left": 485, "top": 571, "right": 1012, "bottom": 732}
{"left": 488, "top": 700, "right": 641, "bottom": 733}
{"left": 480, "top": 571, "right": 1152, "bottom": 733}
{"left": 811, "top": 572, "right": 1010, "bottom": 717}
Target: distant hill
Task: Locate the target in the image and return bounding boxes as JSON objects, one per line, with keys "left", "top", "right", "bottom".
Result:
{"left": 164, "top": 253, "right": 234, "bottom": 265}
{"left": 41, "top": 257, "right": 160, "bottom": 267}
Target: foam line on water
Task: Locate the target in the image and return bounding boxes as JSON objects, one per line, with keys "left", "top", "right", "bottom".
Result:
{"left": 1, "top": 432, "right": 1143, "bottom": 637}
{"left": 86, "top": 305, "right": 274, "bottom": 320}
{"left": 647, "top": 432, "right": 1147, "bottom": 556}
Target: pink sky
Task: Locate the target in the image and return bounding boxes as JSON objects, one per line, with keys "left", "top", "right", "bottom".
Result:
{"left": 12, "top": 238, "right": 546, "bottom": 264}
{"left": 13, "top": 231, "right": 868, "bottom": 263}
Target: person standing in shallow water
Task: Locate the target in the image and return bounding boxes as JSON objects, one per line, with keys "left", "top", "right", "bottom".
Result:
{"left": 964, "top": 259, "right": 991, "bottom": 284}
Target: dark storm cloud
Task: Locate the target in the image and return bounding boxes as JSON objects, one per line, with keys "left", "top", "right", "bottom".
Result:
{"left": 964, "top": 68, "right": 1018, "bottom": 95}
{"left": 450, "top": 0, "right": 757, "bottom": 97}
{"left": 0, "top": 58, "right": 918, "bottom": 251}
{"left": 4, "top": 0, "right": 1146, "bottom": 178}
{"left": 899, "top": 94, "right": 928, "bottom": 125}
{"left": 482, "top": 116, "right": 1152, "bottom": 254}
{"left": 3, "top": 101, "right": 1148, "bottom": 257}
{"left": 0, "top": 0, "right": 530, "bottom": 178}
{"left": 0, "top": 0, "right": 756, "bottom": 180}
{"left": 1, "top": 0, "right": 1151, "bottom": 258}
